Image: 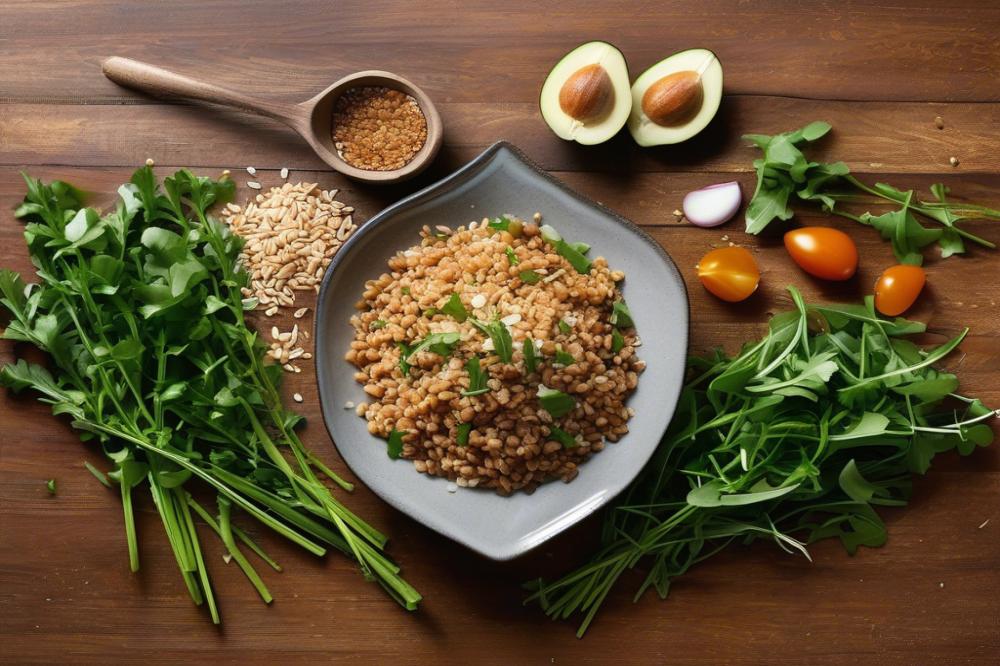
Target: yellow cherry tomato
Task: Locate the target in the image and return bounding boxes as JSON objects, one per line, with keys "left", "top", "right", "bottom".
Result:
{"left": 697, "top": 246, "right": 760, "bottom": 302}
{"left": 875, "top": 264, "right": 926, "bottom": 316}
{"left": 784, "top": 227, "right": 858, "bottom": 281}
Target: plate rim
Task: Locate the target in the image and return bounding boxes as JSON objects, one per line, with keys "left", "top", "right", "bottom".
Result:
{"left": 314, "top": 140, "right": 689, "bottom": 560}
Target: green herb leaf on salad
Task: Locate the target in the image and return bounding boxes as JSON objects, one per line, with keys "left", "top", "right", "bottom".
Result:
{"left": 406, "top": 332, "right": 461, "bottom": 364}
{"left": 537, "top": 385, "right": 576, "bottom": 419}
{"left": 441, "top": 293, "right": 468, "bottom": 323}
{"left": 524, "top": 338, "right": 539, "bottom": 374}
{"left": 386, "top": 430, "right": 405, "bottom": 459}
{"left": 456, "top": 423, "right": 472, "bottom": 446}
{"left": 611, "top": 328, "right": 625, "bottom": 353}
{"left": 610, "top": 300, "right": 633, "bottom": 328}
{"left": 505, "top": 247, "right": 519, "bottom": 266}
{"left": 519, "top": 270, "right": 541, "bottom": 284}
{"left": 472, "top": 318, "right": 513, "bottom": 364}
{"left": 549, "top": 426, "right": 578, "bottom": 449}
{"left": 461, "top": 356, "right": 490, "bottom": 396}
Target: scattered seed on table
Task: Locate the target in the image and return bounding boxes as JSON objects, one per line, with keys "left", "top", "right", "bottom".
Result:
{"left": 294, "top": 307, "right": 309, "bottom": 318}
{"left": 293, "top": 392, "right": 303, "bottom": 403}
{"left": 145, "top": 158, "right": 155, "bottom": 167}
{"left": 247, "top": 181, "right": 262, "bottom": 189}
{"left": 246, "top": 166, "right": 257, "bottom": 176}
{"left": 934, "top": 116, "right": 945, "bottom": 130}
{"left": 950, "top": 157, "right": 960, "bottom": 167}
{"left": 280, "top": 167, "right": 289, "bottom": 179}
{"left": 265, "top": 306, "right": 278, "bottom": 317}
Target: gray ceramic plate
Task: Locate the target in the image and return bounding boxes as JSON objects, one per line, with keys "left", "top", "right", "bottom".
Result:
{"left": 314, "top": 141, "right": 689, "bottom": 560}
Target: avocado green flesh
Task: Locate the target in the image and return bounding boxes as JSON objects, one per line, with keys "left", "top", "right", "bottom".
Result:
{"left": 540, "top": 41, "right": 632, "bottom": 146}
{"left": 628, "top": 49, "right": 723, "bottom": 147}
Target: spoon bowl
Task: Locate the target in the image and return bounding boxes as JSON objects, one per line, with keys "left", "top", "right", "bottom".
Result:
{"left": 102, "top": 58, "right": 443, "bottom": 184}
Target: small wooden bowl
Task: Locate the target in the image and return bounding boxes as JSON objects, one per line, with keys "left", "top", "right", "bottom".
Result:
{"left": 302, "top": 71, "right": 443, "bottom": 184}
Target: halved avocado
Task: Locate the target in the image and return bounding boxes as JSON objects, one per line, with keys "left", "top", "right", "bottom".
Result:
{"left": 627, "top": 49, "right": 723, "bottom": 147}
{"left": 540, "top": 41, "right": 631, "bottom": 145}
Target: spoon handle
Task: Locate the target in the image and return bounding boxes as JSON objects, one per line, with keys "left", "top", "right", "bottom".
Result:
{"left": 102, "top": 57, "right": 302, "bottom": 125}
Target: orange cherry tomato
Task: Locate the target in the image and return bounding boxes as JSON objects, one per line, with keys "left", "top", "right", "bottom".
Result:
{"left": 874, "top": 264, "right": 926, "bottom": 316}
{"left": 697, "top": 246, "right": 760, "bottom": 302}
{"left": 784, "top": 227, "right": 858, "bottom": 281}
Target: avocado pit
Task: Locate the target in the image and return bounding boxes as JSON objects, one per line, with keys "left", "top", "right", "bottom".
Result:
{"left": 641, "top": 70, "right": 703, "bottom": 127}
{"left": 558, "top": 64, "right": 614, "bottom": 122}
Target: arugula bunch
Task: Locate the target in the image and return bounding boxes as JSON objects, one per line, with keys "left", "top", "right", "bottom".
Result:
{"left": 526, "top": 286, "right": 995, "bottom": 636}
{"left": 0, "top": 167, "right": 420, "bottom": 620}
{"left": 744, "top": 121, "right": 1000, "bottom": 264}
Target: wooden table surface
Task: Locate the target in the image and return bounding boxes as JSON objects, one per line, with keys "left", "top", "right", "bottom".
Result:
{"left": 1, "top": 2, "right": 998, "bottom": 664}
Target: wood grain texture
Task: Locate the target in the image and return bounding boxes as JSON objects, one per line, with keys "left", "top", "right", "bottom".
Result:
{"left": 1, "top": 2, "right": 999, "bottom": 665}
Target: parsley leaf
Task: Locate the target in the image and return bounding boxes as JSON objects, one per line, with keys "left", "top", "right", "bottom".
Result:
{"left": 456, "top": 423, "right": 472, "bottom": 446}
{"left": 505, "top": 247, "right": 519, "bottom": 266}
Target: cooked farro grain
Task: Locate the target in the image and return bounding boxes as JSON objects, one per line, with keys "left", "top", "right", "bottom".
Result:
{"left": 346, "top": 216, "right": 644, "bottom": 495}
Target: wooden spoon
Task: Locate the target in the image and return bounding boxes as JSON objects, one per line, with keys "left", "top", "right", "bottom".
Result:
{"left": 102, "top": 57, "right": 443, "bottom": 184}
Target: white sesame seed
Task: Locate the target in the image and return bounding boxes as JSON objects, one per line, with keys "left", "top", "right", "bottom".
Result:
{"left": 246, "top": 166, "right": 257, "bottom": 176}
{"left": 293, "top": 392, "right": 303, "bottom": 402}
{"left": 344, "top": 400, "right": 355, "bottom": 410}
{"left": 446, "top": 482, "right": 458, "bottom": 493}
{"left": 471, "top": 294, "right": 487, "bottom": 309}
{"left": 145, "top": 158, "right": 155, "bottom": 167}
{"left": 247, "top": 181, "right": 262, "bottom": 190}
{"left": 280, "top": 167, "right": 289, "bottom": 179}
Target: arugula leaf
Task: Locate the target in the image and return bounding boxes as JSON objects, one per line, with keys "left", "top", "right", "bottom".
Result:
{"left": 471, "top": 319, "right": 513, "bottom": 363}
{"left": 743, "top": 121, "right": 999, "bottom": 261}
{"left": 46, "top": 479, "right": 57, "bottom": 495}
{"left": 461, "top": 356, "right": 489, "bottom": 396}
{"left": 406, "top": 332, "right": 461, "bottom": 364}
{"left": 526, "top": 285, "right": 995, "bottom": 636}
{"left": 440, "top": 293, "right": 468, "bottom": 323}
{"left": 537, "top": 385, "right": 576, "bottom": 419}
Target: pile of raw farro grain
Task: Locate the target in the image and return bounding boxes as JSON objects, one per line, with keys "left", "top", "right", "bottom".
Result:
{"left": 346, "top": 216, "right": 644, "bottom": 494}
{"left": 223, "top": 180, "right": 357, "bottom": 372}
{"left": 225, "top": 181, "right": 356, "bottom": 311}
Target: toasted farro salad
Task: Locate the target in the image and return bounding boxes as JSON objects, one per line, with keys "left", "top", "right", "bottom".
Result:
{"left": 345, "top": 214, "right": 643, "bottom": 494}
